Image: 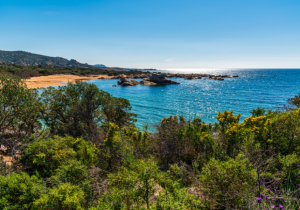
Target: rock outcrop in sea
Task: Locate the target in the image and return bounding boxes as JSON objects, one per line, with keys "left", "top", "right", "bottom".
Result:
{"left": 117, "top": 78, "right": 140, "bottom": 86}
{"left": 117, "top": 74, "right": 180, "bottom": 86}
{"left": 143, "top": 74, "right": 180, "bottom": 85}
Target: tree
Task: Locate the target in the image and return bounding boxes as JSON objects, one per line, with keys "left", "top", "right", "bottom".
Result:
{"left": 40, "top": 81, "right": 136, "bottom": 143}
{"left": 250, "top": 107, "right": 266, "bottom": 117}
{"left": 0, "top": 75, "right": 41, "bottom": 163}
{"left": 288, "top": 93, "right": 300, "bottom": 108}
{"left": 101, "top": 97, "right": 137, "bottom": 128}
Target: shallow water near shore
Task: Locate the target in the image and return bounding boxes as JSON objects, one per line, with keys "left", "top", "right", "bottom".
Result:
{"left": 83, "top": 69, "right": 300, "bottom": 129}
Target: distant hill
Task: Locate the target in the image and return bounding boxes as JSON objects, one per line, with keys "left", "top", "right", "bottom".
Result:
{"left": 93, "top": 64, "right": 106, "bottom": 67}
{"left": 0, "top": 50, "right": 103, "bottom": 69}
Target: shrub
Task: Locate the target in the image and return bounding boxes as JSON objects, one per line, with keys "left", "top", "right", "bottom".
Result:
{"left": 32, "top": 183, "right": 85, "bottom": 210}
{"left": 0, "top": 172, "right": 47, "bottom": 210}
{"left": 199, "top": 154, "right": 257, "bottom": 209}
{"left": 266, "top": 109, "right": 300, "bottom": 156}
{"left": 22, "top": 135, "right": 98, "bottom": 177}
{"left": 154, "top": 188, "right": 203, "bottom": 210}
{"left": 154, "top": 116, "right": 216, "bottom": 166}
{"left": 93, "top": 158, "right": 159, "bottom": 209}
{"left": 49, "top": 160, "right": 89, "bottom": 185}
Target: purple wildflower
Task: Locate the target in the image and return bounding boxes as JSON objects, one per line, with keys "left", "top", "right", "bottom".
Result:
{"left": 192, "top": 160, "right": 194, "bottom": 162}
{"left": 257, "top": 197, "right": 262, "bottom": 203}
{"left": 268, "top": 188, "right": 271, "bottom": 192}
{"left": 260, "top": 193, "right": 264, "bottom": 198}
{"left": 271, "top": 205, "right": 275, "bottom": 209}
{"left": 279, "top": 204, "right": 284, "bottom": 209}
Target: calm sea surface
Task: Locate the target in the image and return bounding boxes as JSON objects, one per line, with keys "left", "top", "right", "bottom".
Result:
{"left": 83, "top": 69, "right": 300, "bottom": 129}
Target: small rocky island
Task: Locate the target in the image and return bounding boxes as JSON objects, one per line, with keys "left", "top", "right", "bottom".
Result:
{"left": 113, "top": 73, "right": 238, "bottom": 87}
{"left": 117, "top": 74, "right": 180, "bottom": 86}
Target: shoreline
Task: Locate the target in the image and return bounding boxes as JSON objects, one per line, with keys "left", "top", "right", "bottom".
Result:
{"left": 25, "top": 73, "right": 237, "bottom": 89}
{"left": 25, "top": 74, "right": 113, "bottom": 89}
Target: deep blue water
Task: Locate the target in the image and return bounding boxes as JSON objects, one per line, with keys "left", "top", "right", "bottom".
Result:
{"left": 82, "top": 69, "right": 300, "bottom": 129}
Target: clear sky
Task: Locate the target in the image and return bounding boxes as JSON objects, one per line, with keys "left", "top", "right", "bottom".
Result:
{"left": 0, "top": 0, "right": 299, "bottom": 69}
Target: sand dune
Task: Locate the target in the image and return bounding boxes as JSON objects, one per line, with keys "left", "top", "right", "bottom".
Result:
{"left": 25, "top": 74, "right": 113, "bottom": 89}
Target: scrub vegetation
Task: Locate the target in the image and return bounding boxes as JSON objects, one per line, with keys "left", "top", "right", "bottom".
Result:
{"left": 0, "top": 63, "right": 150, "bottom": 78}
{"left": 1, "top": 75, "right": 300, "bottom": 209}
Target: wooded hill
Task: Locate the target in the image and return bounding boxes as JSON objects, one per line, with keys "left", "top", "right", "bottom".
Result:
{"left": 0, "top": 62, "right": 151, "bottom": 78}
{"left": 0, "top": 50, "right": 98, "bottom": 68}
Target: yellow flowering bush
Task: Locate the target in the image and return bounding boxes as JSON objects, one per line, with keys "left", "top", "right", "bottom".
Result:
{"left": 216, "top": 110, "right": 241, "bottom": 133}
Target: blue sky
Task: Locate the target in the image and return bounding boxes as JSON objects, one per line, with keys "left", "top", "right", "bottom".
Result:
{"left": 0, "top": 0, "right": 299, "bottom": 69}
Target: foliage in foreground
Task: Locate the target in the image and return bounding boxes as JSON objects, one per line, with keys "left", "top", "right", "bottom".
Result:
{"left": 0, "top": 75, "right": 300, "bottom": 209}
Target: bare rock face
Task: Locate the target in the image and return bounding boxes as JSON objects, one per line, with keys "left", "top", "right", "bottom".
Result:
{"left": 140, "top": 79, "right": 157, "bottom": 86}
{"left": 221, "top": 75, "right": 231, "bottom": 78}
{"left": 118, "top": 77, "right": 129, "bottom": 85}
{"left": 118, "top": 77, "right": 139, "bottom": 86}
{"left": 171, "top": 80, "right": 180, "bottom": 84}
{"left": 116, "top": 74, "right": 180, "bottom": 86}
{"left": 129, "top": 80, "right": 140, "bottom": 85}
{"left": 147, "top": 74, "right": 180, "bottom": 85}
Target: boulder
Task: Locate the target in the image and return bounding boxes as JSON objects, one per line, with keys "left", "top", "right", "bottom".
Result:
{"left": 118, "top": 77, "right": 139, "bottom": 86}
{"left": 148, "top": 74, "right": 180, "bottom": 85}
{"left": 171, "top": 80, "right": 180, "bottom": 84}
{"left": 221, "top": 75, "right": 231, "bottom": 78}
{"left": 117, "top": 77, "right": 129, "bottom": 85}
{"left": 140, "top": 79, "right": 157, "bottom": 86}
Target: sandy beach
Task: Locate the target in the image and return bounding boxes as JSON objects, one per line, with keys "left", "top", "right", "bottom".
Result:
{"left": 25, "top": 74, "right": 113, "bottom": 89}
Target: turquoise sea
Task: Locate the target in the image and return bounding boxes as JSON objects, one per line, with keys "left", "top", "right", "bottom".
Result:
{"left": 84, "top": 69, "right": 300, "bottom": 129}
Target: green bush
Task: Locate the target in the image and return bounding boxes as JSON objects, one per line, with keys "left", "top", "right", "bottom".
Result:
{"left": 32, "top": 183, "right": 85, "bottom": 210}
{"left": 0, "top": 172, "right": 47, "bottom": 210}
{"left": 154, "top": 188, "right": 203, "bottom": 210}
{"left": 93, "top": 158, "right": 159, "bottom": 209}
{"left": 49, "top": 160, "right": 89, "bottom": 185}
{"left": 154, "top": 115, "right": 216, "bottom": 166}
{"left": 199, "top": 154, "right": 257, "bottom": 209}
{"left": 22, "top": 135, "right": 98, "bottom": 177}
{"left": 267, "top": 109, "right": 300, "bottom": 156}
